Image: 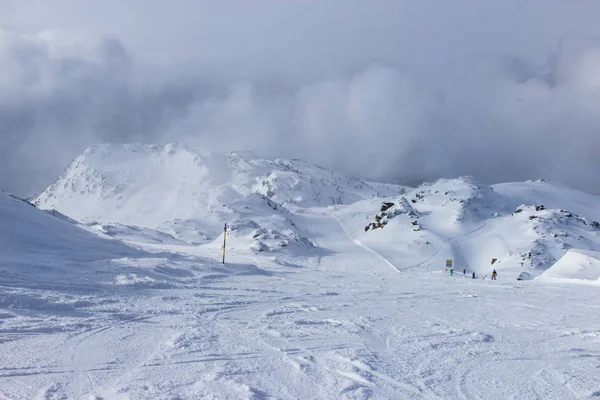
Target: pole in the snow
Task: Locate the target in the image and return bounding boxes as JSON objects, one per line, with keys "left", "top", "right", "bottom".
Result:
{"left": 222, "top": 223, "right": 228, "bottom": 264}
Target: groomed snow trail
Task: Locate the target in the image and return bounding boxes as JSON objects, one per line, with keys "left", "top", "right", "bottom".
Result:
{"left": 1, "top": 210, "right": 600, "bottom": 399}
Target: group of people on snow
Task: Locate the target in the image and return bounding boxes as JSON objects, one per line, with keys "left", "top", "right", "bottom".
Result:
{"left": 451, "top": 268, "right": 497, "bottom": 280}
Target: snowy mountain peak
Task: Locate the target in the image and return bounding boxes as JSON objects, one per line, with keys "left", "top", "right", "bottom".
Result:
{"left": 33, "top": 143, "right": 405, "bottom": 236}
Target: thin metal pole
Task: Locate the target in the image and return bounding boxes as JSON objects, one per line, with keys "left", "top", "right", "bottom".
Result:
{"left": 222, "top": 223, "right": 227, "bottom": 264}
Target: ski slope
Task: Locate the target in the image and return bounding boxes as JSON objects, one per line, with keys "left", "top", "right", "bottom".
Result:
{"left": 337, "top": 177, "right": 600, "bottom": 279}
{"left": 2, "top": 205, "right": 600, "bottom": 399}
{"left": 3, "top": 146, "right": 600, "bottom": 399}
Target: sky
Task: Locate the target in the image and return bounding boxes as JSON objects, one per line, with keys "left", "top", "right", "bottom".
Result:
{"left": 1, "top": 0, "right": 600, "bottom": 196}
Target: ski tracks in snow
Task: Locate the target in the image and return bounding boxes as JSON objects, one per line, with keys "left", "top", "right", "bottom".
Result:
{"left": 402, "top": 219, "right": 488, "bottom": 272}
{"left": 293, "top": 208, "right": 400, "bottom": 274}
{"left": 330, "top": 214, "right": 400, "bottom": 274}
{"left": 2, "top": 207, "right": 600, "bottom": 398}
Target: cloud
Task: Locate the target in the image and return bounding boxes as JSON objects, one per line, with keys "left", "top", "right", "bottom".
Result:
{"left": 1, "top": 1, "right": 600, "bottom": 196}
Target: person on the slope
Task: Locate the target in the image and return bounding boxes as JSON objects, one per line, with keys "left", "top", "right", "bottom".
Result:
{"left": 450, "top": 268, "right": 454, "bottom": 276}
{"left": 472, "top": 272, "right": 476, "bottom": 279}
{"left": 491, "top": 270, "right": 497, "bottom": 280}
{"left": 463, "top": 269, "right": 466, "bottom": 275}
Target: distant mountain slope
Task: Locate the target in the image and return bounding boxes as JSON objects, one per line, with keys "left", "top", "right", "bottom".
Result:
{"left": 33, "top": 143, "right": 404, "bottom": 229}
{"left": 493, "top": 180, "right": 600, "bottom": 221}
{"left": 335, "top": 177, "right": 600, "bottom": 279}
{"left": 32, "top": 144, "right": 404, "bottom": 250}
{"left": 31, "top": 143, "right": 600, "bottom": 280}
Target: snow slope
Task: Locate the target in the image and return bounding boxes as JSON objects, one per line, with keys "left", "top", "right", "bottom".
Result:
{"left": 0, "top": 190, "right": 138, "bottom": 264}
{"left": 0, "top": 189, "right": 260, "bottom": 297}
{"left": 33, "top": 143, "right": 404, "bottom": 229}
{"left": 336, "top": 177, "right": 600, "bottom": 279}
{"left": 30, "top": 146, "right": 600, "bottom": 277}
{"left": 537, "top": 249, "right": 600, "bottom": 284}
{"left": 3, "top": 146, "right": 600, "bottom": 399}
{"left": 2, "top": 190, "right": 600, "bottom": 399}
{"left": 494, "top": 180, "right": 600, "bottom": 221}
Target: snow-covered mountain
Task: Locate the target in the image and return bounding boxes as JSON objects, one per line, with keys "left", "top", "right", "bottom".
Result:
{"left": 32, "top": 145, "right": 600, "bottom": 279}
{"left": 336, "top": 177, "right": 600, "bottom": 279}
{"left": 5, "top": 145, "right": 600, "bottom": 399}
{"left": 33, "top": 143, "right": 404, "bottom": 252}
{"left": 34, "top": 143, "right": 404, "bottom": 227}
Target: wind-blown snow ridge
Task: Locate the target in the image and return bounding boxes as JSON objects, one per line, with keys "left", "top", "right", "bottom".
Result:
{"left": 1, "top": 189, "right": 260, "bottom": 293}
{"left": 538, "top": 249, "right": 600, "bottom": 284}
{"left": 0, "top": 190, "right": 139, "bottom": 266}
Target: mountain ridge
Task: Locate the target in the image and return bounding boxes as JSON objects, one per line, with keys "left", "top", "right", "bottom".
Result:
{"left": 31, "top": 143, "right": 600, "bottom": 279}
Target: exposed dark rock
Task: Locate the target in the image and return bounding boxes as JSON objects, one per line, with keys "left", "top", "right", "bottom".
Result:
{"left": 380, "top": 202, "right": 395, "bottom": 212}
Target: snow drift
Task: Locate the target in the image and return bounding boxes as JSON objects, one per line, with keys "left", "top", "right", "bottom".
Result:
{"left": 536, "top": 249, "right": 600, "bottom": 284}
{"left": 0, "top": 190, "right": 145, "bottom": 293}
{"left": 0, "top": 190, "right": 255, "bottom": 295}
{"left": 0, "top": 190, "right": 139, "bottom": 264}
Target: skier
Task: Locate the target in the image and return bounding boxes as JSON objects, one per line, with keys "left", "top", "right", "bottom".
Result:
{"left": 491, "top": 270, "right": 497, "bottom": 280}
{"left": 472, "top": 272, "right": 476, "bottom": 279}
{"left": 450, "top": 268, "right": 454, "bottom": 276}
{"left": 463, "top": 269, "right": 466, "bottom": 275}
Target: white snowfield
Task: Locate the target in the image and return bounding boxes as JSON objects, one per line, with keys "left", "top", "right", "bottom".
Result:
{"left": 538, "top": 249, "right": 600, "bottom": 284}
{"left": 2, "top": 144, "right": 600, "bottom": 399}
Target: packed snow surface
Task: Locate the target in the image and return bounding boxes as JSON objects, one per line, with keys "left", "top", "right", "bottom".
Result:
{"left": 3, "top": 145, "right": 600, "bottom": 399}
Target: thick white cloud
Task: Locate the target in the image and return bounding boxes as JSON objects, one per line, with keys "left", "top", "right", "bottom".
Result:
{"left": 1, "top": 1, "right": 600, "bottom": 196}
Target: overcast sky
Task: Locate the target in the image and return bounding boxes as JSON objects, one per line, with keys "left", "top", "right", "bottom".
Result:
{"left": 2, "top": 0, "right": 600, "bottom": 196}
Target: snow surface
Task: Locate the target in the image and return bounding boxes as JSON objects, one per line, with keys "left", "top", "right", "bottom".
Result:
{"left": 537, "top": 249, "right": 600, "bottom": 284}
{"left": 0, "top": 191, "right": 137, "bottom": 264}
{"left": 3, "top": 146, "right": 600, "bottom": 399}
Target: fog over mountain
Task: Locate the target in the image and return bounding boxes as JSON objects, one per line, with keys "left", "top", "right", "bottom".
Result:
{"left": 2, "top": 0, "right": 600, "bottom": 196}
